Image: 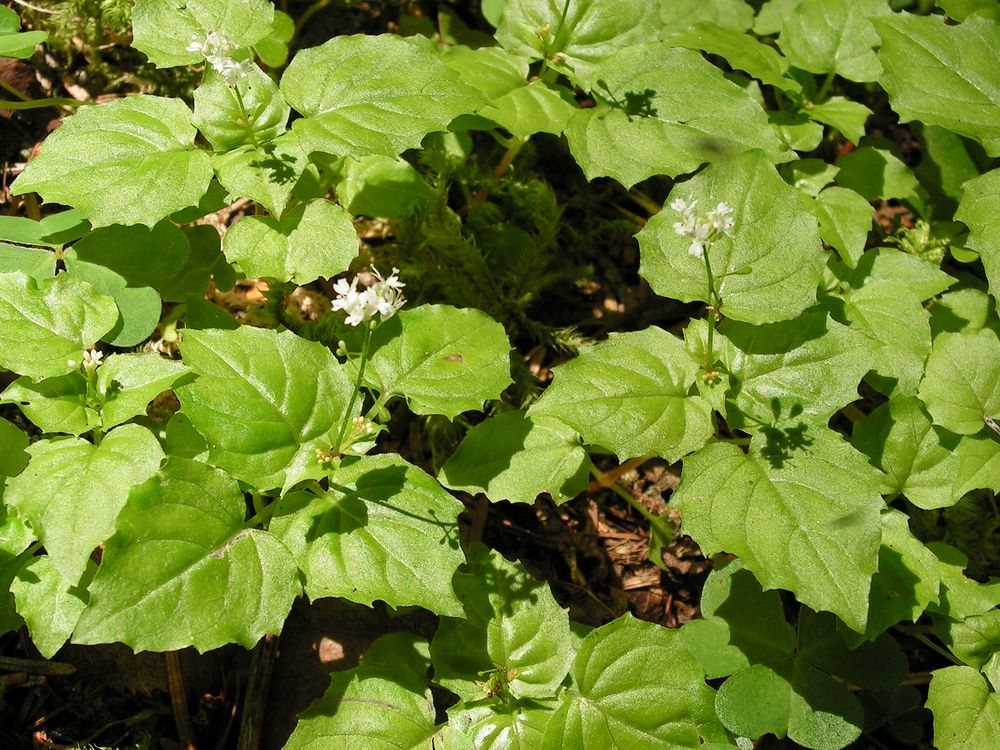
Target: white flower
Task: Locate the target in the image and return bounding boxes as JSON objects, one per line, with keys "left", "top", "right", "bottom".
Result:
{"left": 331, "top": 266, "right": 406, "bottom": 326}
{"left": 671, "top": 197, "right": 735, "bottom": 258}
{"left": 187, "top": 30, "right": 252, "bottom": 86}
{"left": 82, "top": 348, "right": 103, "bottom": 370}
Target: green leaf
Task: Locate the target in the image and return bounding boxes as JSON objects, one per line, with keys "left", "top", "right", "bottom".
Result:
{"left": 73, "top": 458, "right": 298, "bottom": 651}
{"left": 531, "top": 327, "right": 713, "bottom": 462}
{"left": 782, "top": 158, "right": 840, "bottom": 197}
{"left": 844, "top": 280, "right": 931, "bottom": 396}
{"left": 336, "top": 155, "right": 433, "bottom": 220}
{"left": 1, "top": 373, "right": 94, "bottom": 436}
{"left": 852, "top": 396, "right": 963, "bottom": 509}
{"left": 192, "top": 64, "right": 288, "bottom": 151}
{"left": 281, "top": 34, "right": 484, "bottom": 159}
{"left": 131, "top": 0, "right": 274, "bottom": 68}
{"left": 68, "top": 220, "right": 191, "bottom": 294}
{"left": 927, "top": 543, "right": 1000, "bottom": 621}
{"left": 715, "top": 662, "right": 863, "bottom": 749}
{"left": 811, "top": 186, "right": 872, "bottom": 267}
{"left": 439, "top": 411, "right": 588, "bottom": 505}
{"left": 720, "top": 312, "right": 872, "bottom": 429}
{"left": 918, "top": 330, "right": 1000, "bottom": 435}
{"left": 0, "top": 6, "right": 47, "bottom": 59}
{"left": 176, "top": 326, "right": 356, "bottom": 492}
{"left": 851, "top": 510, "right": 942, "bottom": 644}
{"left": 542, "top": 614, "right": 709, "bottom": 750}
{"left": 0, "top": 209, "right": 88, "bottom": 248}
{"left": 680, "top": 559, "right": 795, "bottom": 679}
{"left": 953, "top": 433, "right": 1000, "bottom": 497}
{"left": 804, "top": 97, "right": 872, "bottom": 144}
{"left": 672, "top": 429, "right": 883, "bottom": 632}
{"left": 285, "top": 633, "right": 438, "bottom": 750}
{"left": 956, "top": 168, "right": 1000, "bottom": 305}
{"left": 930, "top": 289, "right": 1000, "bottom": 338}
{"left": 835, "top": 146, "right": 927, "bottom": 211}
{"left": 448, "top": 702, "right": 554, "bottom": 750}
{"left": 431, "top": 544, "right": 572, "bottom": 701}
{"left": 637, "top": 151, "right": 824, "bottom": 324}
{"left": 658, "top": 0, "right": 754, "bottom": 35}
{"left": 935, "top": 609, "right": 1000, "bottom": 669}
{"left": 213, "top": 134, "right": 309, "bottom": 218}
{"left": 927, "top": 666, "right": 1000, "bottom": 750}
{"left": 4, "top": 425, "right": 163, "bottom": 584}
{"left": 778, "top": 0, "right": 890, "bottom": 82}
{"left": 11, "top": 557, "right": 95, "bottom": 658}
{"left": 365, "top": 305, "right": 512, "bottom": 419}
{"left": 668, "top": 22, "right": 800, "bottom": 93}
{"left": 0, "top": 243, "right": 55, "bottom": 281}
{"left": 11, "top": 96, "right": 213, "bottom": 228}
{"left": 270, "top": 454, "right": 465, "bottom": 616}
{"left": 495, "top": 0, "right": 657, "bottom": 85}
{"left": 221, "top": 199, "right": 357, "bottom": 284}
{"left": 754, "top": 0, "right": 803, "bottom": 35}
{"left": 0, "top": 418, "right": 28, "bottom": 482}
{"left": 0, "top": 272, "right": 118, "bottom": 380}
{"left": 95, "top": 354, "right": 191, "bottom": 431}
{"left": 255, "top": 9, "right": 293, "bottom": 67}
{"left": 875, "top": 12, "right": 1000, "bottom": 157}
{"left": 848, "top": 247, "right": 954, "bottom": 301}
{"left": 937, "top": 0, "right": 1000, "bottom": 21}
{"left": 565, "top": 45, "right": 790, "bottom": 187}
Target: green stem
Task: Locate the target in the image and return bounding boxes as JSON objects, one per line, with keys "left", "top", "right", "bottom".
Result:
{"left": 553, "top": 0, "right": 572, "bottom": 43}
{"left": 293, "top": 0, "right": 333, "bottom": 42}
{"left": 0, "top": 79, "right": 30, "bottom": 102}
{"left": 244, "top": 498, "right": 278, "bottom": 530}
{"left": 815, "top": 72, "right": 836, "bottom": 102}
{"left": 897, "top": 627, "right": 964, "bottom": 667}
{"left": 232, "top": 85, "right": 260, "bottom": 149}
{"left": 336, "top": 322, "right": 374, "bottom": 454}
{"left": 588, "top": 459, "right": 657, "bottom": 525}
{"left": 701, "top": 248, "right": 720, "bottom": 370}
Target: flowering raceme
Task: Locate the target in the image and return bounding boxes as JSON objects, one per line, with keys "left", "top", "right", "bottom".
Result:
{"left": 187, "top": 30, "right": 252, "bottom": 86}
{"left": 671, "top": 197, "right": 735, "bottom": 258}
{"left": 331, "top": 266, "right": 406, "bottom": 326}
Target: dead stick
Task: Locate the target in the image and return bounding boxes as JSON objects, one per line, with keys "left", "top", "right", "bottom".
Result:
{"left": 165, "top": 651, "right": 196, "bottom": 750}
{"left": 238, "top": 634, "right": 280, "bottom": 750}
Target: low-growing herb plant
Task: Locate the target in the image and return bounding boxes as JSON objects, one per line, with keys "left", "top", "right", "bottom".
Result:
{"left": 2, "top": 0, "right": 1000, "bottom": 748}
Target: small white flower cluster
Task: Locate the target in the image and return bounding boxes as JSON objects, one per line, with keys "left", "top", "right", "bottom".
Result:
{"left": 187, "top": 30, "right": 252, "bottom": 87}
{"left": 671, "top": 197, "right": 735, "bottom": 259}
{"left": 68, "top": 348, "right": 103, "bottom": 371}
{"left": 331, "top": 266, "right": 406, "bottom": 327}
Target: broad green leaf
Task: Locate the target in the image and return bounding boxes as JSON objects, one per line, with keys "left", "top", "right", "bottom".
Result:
{"left": 638, "top": 152, "right": 824, "bottom": 325}
{"left": 930, "top": 289, "right": 1000, "bottom": 338}
{"left": 850, "top": 510, "right": 942, "bottom": 644}
{"left": 935, "top": 609, "right": 1000, "bottom": 669}
{"left": 927, "top": 542, "right": 1000, "bottom": 621}
{"left": 176, "top": 326, "right": 356, "bottom": 492}
{"left": 937, "top": 0, "right": 1000, "bottom": 20}
{"left": 782, "top": 158, "right": 839, "bottom": 197}
{"left": 956, "top": 168, "right": 1000, "bottom": 305}
{"left": 953, "top": 433, "right": 1000, "bottom": 497}
{"left": 439, "top": 411, "right": 588, "bottom": 505}
{"left": 1, "top": 373, "right": 94, "bottom": 436}
{"left": 281, "top": 34, "right": 484, "bottom": 159}
{"left": 270, "top": 454, "right": 465, "bottom": 616}
{"left": 131, "top": 0, "right": 274, "bottom": 68}
{"left": 918, "top": 329, "right": 1000, "bottom": 435}
{"left": 566, "top": 45, "right": 789, "bottom": 187}
{"left": 495, "top": 0, "right": 657, "bottom": 85}
{"left": 659, "top": 0, "right": 754, "bottom": 34}
{"left": 4, "top": 425, "right": 163, "bottom": 584}
{"left": 221, "top": 199, "right": 357, "bottom": 284}
{"left": 0, "top": 6, "right": 47, "bottom": 59}
{"left": 365, "top": 305, "right": 512, "bottom": 419}
{"left": 848, "top": 247, "right": 954, "bottom": 301}
{"left": 915, "top": 123, "right": 983, "bottom": 215}
{"left": 95, "top": 354, "right": 191, "bottom": 431}
{"left": 0, "top": 272, "right": 118, "bottom": 380}
{"left": 852, "top": 396, "right": 963, "bottom": 509}
{"left": 336, "top": 155, "right": 433, "bottom": 220}
{"left": 770, "top": 111, "right": 823, "bottom": 153}
{"left": 927, "top": 666, "right": 1000, "bottom": 750}
{"left": 0, "top": 243, "right": 54, "bottom": 281}
{"left": 668, "top": 22, "right": 800, "bottom": 93}
{"left": 285, "top": 633, "right": 437, "bottom": 750}
{"left": 811, "top": 186, "right": 872, "bottom": 267}
{"left": 714, "top": 662, "right": 863, "bottom": 749}
{"left": 448, "top": 702, "right": 554, "bottom": 750}
{"left": 680, "top": 560, "right": 795, "bottom": 679}
{"left": 74, "top": 458, "right": 298, "bottom": 651}
{"left": 443, "top": 46, "right": 577, "bottom": 140}
{"left": 0, "top": 418, "right": 28, "bottom": 481}
{"left": 63, "top": 251, "right": 161, "bottom": 348}
{"left": 11, "top": 96, "right": 213, "bottom": 228}
{"left": 431, "top": 544, "right": 572, "bottom": 701}
{"left": 835, "top": 146, "right": 927, "bottom": 211}
{"left": 875, "top": 13, "right": 1000, "bottom": 157}
{"left": 531, "top": 327, "right": 713, "bottom": 462}
{"left": 167, "top": 225, "right": 231, "bottom": 300}
{"left": 0, "top": 209, "right": 88, "bottom": 248}
{"left": 192, "top": 65, "right": 288, "bottom": 151}
{"left": 754, "top": 0, "right": 803, "bottom": 35}
{"left": 673, "top": 429, "right": 883, "bottom": 632}
{"left": 844, "top": 280, "right": 931, "bottom": 395}
{"left": 720, "top": 312, "right": 871, "bottom": 429}
{"left": 778, "top": 0, "right": 889, "bottom": 82}
{"left": 542, "top": 614, "right": 708, "bottom": 750}
{"left": 11, "top": 557, "right": 95, "bottom": 658}
{"left": 804, "top": 97, "right": 872, "bottom": 144}
{"left": 255, "top": 9, "right": 293, "bottom": 67}
{"left": 68, "top": 220, "right": 190, "bottom": 294}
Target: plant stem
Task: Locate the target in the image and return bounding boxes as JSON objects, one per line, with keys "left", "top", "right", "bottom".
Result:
{"left": 816, "top": 72, "right": 836, "bottom": 102}
{"left": 588, "top": 458, "right": 657, "bottom": 525}
{"left": 702, "top": 248, "right": 720, "bottom": 370}
{"left": 232, "top": 84, "right": 260, "bottom": 149}
{"left": 336, "top": 322, "right": 374, "bottom": 454}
